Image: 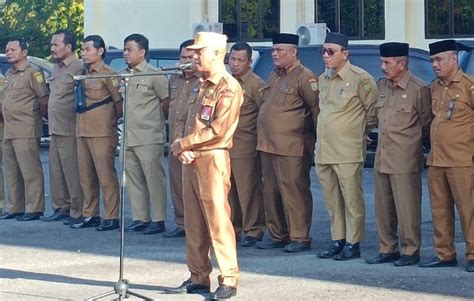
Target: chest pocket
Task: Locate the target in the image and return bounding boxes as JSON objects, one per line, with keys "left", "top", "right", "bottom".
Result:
{"left": 199, "top": 94, "right": 217, "bottom": 124}
{"left": 170, "top": 86, "right": 178, "bottom": 100}
{"left": 136, "top": 82, "right": 154, "bottom": 96}
{"left": 86, "top": 80, "right": 105, "bottom": 100}
{"left": 335, "top": 87, "right": 357, "bottom": 111}
{"left": 279, "top": 87, "right": 299, "bottom": 106}
{"left": 394, "top": 95, "right": 414, "bottom": 124}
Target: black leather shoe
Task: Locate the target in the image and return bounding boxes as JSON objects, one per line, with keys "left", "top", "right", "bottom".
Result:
{"left": 240, "top": 235, "right": 260, "bottom": 247}
{"left": 143, "top": 221, "right": 166, "bottom": 235}
{"left": 71, "top": 216, "right": 101, "bottom": 229}
{"left": 317, "top": 239, "right": 346, "bottom": 258}
{"left": 255, "top": 239, "right": 288, "bottom": 249}
{"left": 124, "top": 220, "right": 150, "bottom": 232}
{"left": 16, "top": 212, "right": 43, "bottom": 221}
{"left": 63, "top": 216, "right": 82, "bottom": 225}
{"left": 0, "top": 212, "right": 24, "bottom": 220}
{"left": 165, "top": 279, "right": 210, "bottom": 294}
{"left": 466, "top": 260, "right": 474, "bottom": 272}
{"left": 333, "top": 243, "right": 361, "bottom": 261}
{"left": 210, "top": 284, "right": 237, "bottom": 300}
{"left": 164, "top": 226, "right": 185, "bottom": 238}
{"left": 40, "top": 210, "right": 70, "bottom": 222}
{"left": 366, "top": 252, "right": 400, "bottom": 264}
{"left": 419, "top": 256, "right": 457, "bottom": 268}
{"left": 96, "top": 219, "right": 119, "bottom": 231}
{"left": 394, "top": 254, "right": 420, "bottom": 267}
{"left": 284, "top": 241, "right": 311, "bottom": 253}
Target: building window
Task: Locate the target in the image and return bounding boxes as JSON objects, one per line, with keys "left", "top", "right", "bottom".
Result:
{"left": 314, "top": 0, "right": 384, "bottom": 40}
{"left": 425, "top": 0, "right": 474, "bottom": 38}
{"left": 219, "top": 0, "right": 280, "bottom": 42}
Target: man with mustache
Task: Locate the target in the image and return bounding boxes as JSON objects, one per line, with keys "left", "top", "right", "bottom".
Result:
{"left": 315, "top": 32, "right": 377, "bottom": 260}
{"left": 366, "top": 42, "right": 431, "bottom": 267}
{"left": 419, "top": 40, "right": 474, "bottom": 273}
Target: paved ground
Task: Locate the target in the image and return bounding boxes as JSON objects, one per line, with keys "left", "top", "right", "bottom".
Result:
{"left": 0, "top": 149, "right": 472, "bottom": 300}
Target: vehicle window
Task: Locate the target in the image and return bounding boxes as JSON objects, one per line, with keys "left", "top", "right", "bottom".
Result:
{"left": 148, "top": 59, "right": 179, "bottom": 69}
{"left": 109, "top": 58, "right": 128, "bottom": 72}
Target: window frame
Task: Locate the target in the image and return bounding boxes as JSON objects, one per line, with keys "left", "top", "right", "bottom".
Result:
{"left": 218, "top": 0, "right": 280, "bottom": 42}
{"left": 314, "top": 0, "right": 385, "bottom": 40}
{"left": 424, "top": 0, "right": 474, "bottom": 39}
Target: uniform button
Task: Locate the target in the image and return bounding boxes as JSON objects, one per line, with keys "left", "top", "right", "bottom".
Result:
{"left": 441, "top": 101, "right": 444, "bottom": 104}
{"left": 444, "top": 87, "right": 448, "bottom": 90}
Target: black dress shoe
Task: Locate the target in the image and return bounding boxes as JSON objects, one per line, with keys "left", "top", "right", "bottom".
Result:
{"left": 284, "top": 241, "right": 311, "bottom": 253}
{"left": 240, "top": 235, "right": 260, "bottom": 247}
{"left": 164, "top": 279, "right": 210, "bottom": 294}
{"left": 71, "top": 216, "right": 101, "bottom": 229}
{"left": 0, "top": 212, "right": 24, "bottom": 220}
{"left": 333, "top": 243, "right": 361, "bottom": 261}
{"left": 96, "top": 219, "right": 119, "bottom": 231}
{"left": 317, "top": 239, "right": 346, "bottom": 258}
{"left": 124, "top": 220, "right": 150, "bottom": 232}
{"left": 63, "top": 216, "right": 82, "bottom": 225}
{"left": 40, "top": 210, "right": 70, "bottom": 222}
{"left": 16, "top": 212, "right": 43, "bottom": 221}
{"left": 164, "top": 226, "right": 186, "bottom": 238}
{"left": 143, "top": 221, "right": 166, "bottom": 235}
{"left": 394, "top": 254, "right": 420, "bottom": 267}
{"left": 366, "top": 252, "right": 400, "bottom": 264}
{"left": 210, "top": 284, "right": 237, "bottom": 300}
{"left": 466, "top": 260, "right": 474, "bottom": 272}
{"left": 419, "top": 256, "right": 457, "bottom": 268}
{"left": 255, "top": 239, "right": 288, "bottom": 249}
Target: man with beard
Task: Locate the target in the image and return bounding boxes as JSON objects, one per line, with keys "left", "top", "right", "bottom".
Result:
{"left": 42, "top": 30, "right": 84, "bottom": 225}
{"left": 315, "top": 32, "right": 377, "bottom": 260}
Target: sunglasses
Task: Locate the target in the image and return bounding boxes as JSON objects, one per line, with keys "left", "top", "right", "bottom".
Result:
{"left": 446, "top": 98, "right": 456, "bottom": 120}
{"left": 321, "top": 47, "right": 346, "bottom": 56}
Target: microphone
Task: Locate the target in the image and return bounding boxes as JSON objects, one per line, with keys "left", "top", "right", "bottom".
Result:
{"left": 161, "top": 63, "right": 193, "bottom": 71}
{"left": 72, "top": 74, "right": 88, "bottom": 80}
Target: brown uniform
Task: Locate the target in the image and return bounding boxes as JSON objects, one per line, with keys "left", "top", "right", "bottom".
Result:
{"left": 2, "top": 63, "right": 48, "bottom": 214}
{"left": 427, "top": 70, "right": 474, "bottom": 261}
{"left": 122, "top": 61, "right": 168, "bottom": 222}
{"left": 229, "top": 69, "right": 265, "bottom": 239}
{"left": 315, "top": 61, "right": 378, "bottom": 244}
{"left": 257, "top": 60, "right": 319, "bottom": 243}
{"left": 177, "top": 70, "right": 243, "bottom": 288}
{"left": 48, "top": 55, "right": 84, "bottom": 218}
{"left": 76, "top": 61, "right": 122, "bottom": 219}
{"left": 0, "top": 73, "right": 5, "bottom": 211}
{"left": 374, "top": 71, "right": 431, "bottom": 256}
{"left": 168, "top": 72, "right": 201, "bottom": 228}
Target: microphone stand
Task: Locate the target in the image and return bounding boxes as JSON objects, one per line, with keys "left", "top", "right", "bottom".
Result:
{"left": 78, "top": 67, "right": 183, "bottom": 301}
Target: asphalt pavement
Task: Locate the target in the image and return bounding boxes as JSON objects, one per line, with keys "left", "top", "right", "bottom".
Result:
{"left": 0, "top": 149, "right": 472, "bottom": 300}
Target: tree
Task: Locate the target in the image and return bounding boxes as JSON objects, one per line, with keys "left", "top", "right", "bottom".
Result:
{"left": 0, "top": 0, "right": 84, "bottom": 58}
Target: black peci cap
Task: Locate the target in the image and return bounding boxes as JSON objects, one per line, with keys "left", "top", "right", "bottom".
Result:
{"left": 273, "top": 33, "right": 299, "bottom": 46}
{"left": 429, "top": 40, "right": 457, "bottom": 55}
{"left": 324, "top": 32, "right": 348, "bottom": 48}
{"left": 380, "top": 42, "right": 409, "bottom": 57}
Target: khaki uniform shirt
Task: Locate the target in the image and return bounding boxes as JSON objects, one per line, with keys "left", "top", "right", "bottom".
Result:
{"left": 375, "top": 71, "right": 431, "bottom": 174}
{"left": 76, "top": 61, "right": 123, "bottom": 138}
{"left": 230, "top": 69, "right": 265, "bottom": 158}
{"left": 0, "top": 73, "right": 6, "bottom": 122}
{"left": 2, "top": 62, "right": 49, "bottom": 139}
{"left": 428, "top": 70, "right": 473, "bottom": 167}
{"left": 122, "top": 60, "right": 168, "bottom": 146}
{"left": 257, "top": 60, "right": 319, "bottom": 157}
{"left": 48, "top": 55, "right": 83, "bottom": 136}
{"left": 168, "top": 72, "right": 201, "bottom": 143}
{"left": 315, "top": 61, "right": 378, "bottom": 164}
{"left": 178, "top": 69, "right": 243, "bottom": 152}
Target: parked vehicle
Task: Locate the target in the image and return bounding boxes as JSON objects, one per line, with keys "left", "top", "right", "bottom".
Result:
{"left": 457, "top": 40, "right": 474, "bottom": 75}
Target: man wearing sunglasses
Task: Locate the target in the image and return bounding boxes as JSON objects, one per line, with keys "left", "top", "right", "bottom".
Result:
{"left": 366, "top": 42, "right": 431, "bottom": 267}
{"left": 419, "top": 40, "right": 474, "bottom": 273}
{"left": 255, "top": 33, "right": 319, "bottom": 253}
{"left": 315, "top": 32, "right": 378, "bottom": 260}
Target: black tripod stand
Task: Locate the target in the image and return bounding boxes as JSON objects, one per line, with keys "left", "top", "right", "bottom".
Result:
{"left": 74, "top": 65, "right": 189, "bottom": 300}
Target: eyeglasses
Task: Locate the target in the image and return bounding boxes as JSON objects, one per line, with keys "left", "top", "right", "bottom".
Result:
{"left": 446, "top": 98, "right": 456, "bottom": 120}
{"left": 321, "top": 47, "right": 346, "bottom": 56}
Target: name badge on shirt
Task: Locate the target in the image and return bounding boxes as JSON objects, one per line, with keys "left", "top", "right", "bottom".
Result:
{"left": 279, "top": 83, "right": 287, "bottom": 92}
{"left": 200, "top": 105, "right": 213, "bottom": 121}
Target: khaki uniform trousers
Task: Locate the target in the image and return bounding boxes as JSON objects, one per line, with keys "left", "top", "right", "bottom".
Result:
{"left": 261, "top": 152, "right": 313, "bottom": 243}
{"left": 125, "top": 143, "right": 167, "bottom": 222}
{"left": 428, "top": 166, "right": 474, "bottom": 260}
{"left": 374, "top": 171, "right": 422, "bottom": 256}
{"left": 0, "top": 122, "right": 3, "bottom": 210}
{"left": 316, "top": 162, "right": 365, "bottom": 244}
{"left": 169, "top": 152, "right": 184, "bottom": 228}
{"left": 182, "top": 150, "right": 239, "bottom": 288}
{"left": 229, "top": 156, "right": 265, "bottom": 239}
{"left": 3, "top": 138, "right": 44, "bottom": 213}
{"left": 49, "top": 134, "right": 83, "bottom": 218}
{"left": 77, "top": 136, "right": 119, "bottom": 219}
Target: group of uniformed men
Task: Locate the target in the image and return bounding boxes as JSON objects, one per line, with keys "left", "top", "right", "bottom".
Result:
{"left": 0, "top": 28, "right": 472, "bottom": 300}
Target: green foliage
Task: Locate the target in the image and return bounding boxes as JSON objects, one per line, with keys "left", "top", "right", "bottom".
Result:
{"left": 0, "top": 0, "right": 84, "bottom": 58}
